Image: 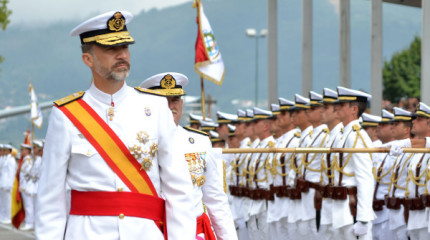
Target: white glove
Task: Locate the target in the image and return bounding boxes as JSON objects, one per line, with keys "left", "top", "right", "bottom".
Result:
{"left": 383, "top": 139, "right": 411, "bottom": 156}
{"left": 353, "top": 221, "right": 368, "bottom": 237}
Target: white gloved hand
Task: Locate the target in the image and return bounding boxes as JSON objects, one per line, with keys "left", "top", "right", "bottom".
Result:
{"left": 383, "top": 139, "right": 411, "bottom": 156}
{"left": 353, "top": 221, "right": 368, "bottom": 237}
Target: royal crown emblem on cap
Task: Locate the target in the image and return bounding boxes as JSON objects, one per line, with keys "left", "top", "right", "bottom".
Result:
{"left": 108, "top": 12, "right": 126, "bottom": 32}
{"left": 160, "top": 74, "right": 176, "bottom": 89}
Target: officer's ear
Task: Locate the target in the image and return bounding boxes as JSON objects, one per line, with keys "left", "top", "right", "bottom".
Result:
{"left": 82, "top": 52, "right": 94, "bottom": 68}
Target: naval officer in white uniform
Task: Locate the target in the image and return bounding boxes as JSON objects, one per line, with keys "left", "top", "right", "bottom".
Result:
{"left": 35, "top": 11, "right": 195, "bottom": 240}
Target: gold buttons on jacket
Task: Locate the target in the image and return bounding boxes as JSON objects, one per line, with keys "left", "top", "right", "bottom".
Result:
{"left": 117, "top": 187, "right": 123, "bottom": 192}
{"left": 119, "top": 213, "right": 124, "bottom": 219}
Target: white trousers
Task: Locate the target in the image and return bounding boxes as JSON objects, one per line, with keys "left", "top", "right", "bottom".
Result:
{"left": 0, "top": 190, "right": 11, "bottom": 222}
{"left": 332, "top": 223, "right": 373, "bottom": 240}
{"left": 373, "top": 220, "right": 394, "bottom": 240}
{"left": 21, "top": 192, "right": 34, "bottom": 227}
{"left": 247, "top": 212, "right": 268, "bottom": 240}
{"left": 235, "top": 217, "right": 249, "bottom": 240}
{"left": 409, "top": 228, "right": 430, "bottom": 240}
{"left": 391, "top": 225, "right": 408, "bottom": 240}
{"left": 297, "top": 219, "right": 318, "bottom": 240}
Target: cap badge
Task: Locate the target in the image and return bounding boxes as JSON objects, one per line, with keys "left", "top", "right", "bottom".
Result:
{"left": 189, "top": 137, "right": 195, "bottom": 144}
{"left": 145, "top": 107, "right": 151, "bottom": 116}
{"left": 160, "top": 74, "right": 176, "bottom": 89}
{"left": 108, "top": 12, "right": 125, "bottom": 32}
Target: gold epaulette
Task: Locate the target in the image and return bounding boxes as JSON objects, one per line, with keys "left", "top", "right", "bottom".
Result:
{"left": 268, "top": 141, "right": 275, "bottom": 148}
{"left": 352, "top": 124, "right": 361, "bottom": 132}
{"left": 183, "top": 126, "right": 209, "bottom": 136}
{"left": 134, "top": 87, "right": 166, "bottom": 96}
{"left": 54, "top": 91, "right": 85, "bottom": 107}
{"left": 294, "top": 132, "right": 301, "bottom": 138}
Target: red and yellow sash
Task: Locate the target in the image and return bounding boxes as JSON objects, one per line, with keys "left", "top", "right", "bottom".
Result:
{"left": 57, "top": 98, "right": 158, "bottom": 196}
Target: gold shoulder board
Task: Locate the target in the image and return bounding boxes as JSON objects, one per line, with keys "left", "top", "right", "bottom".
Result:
{"left": 54, "top": 91, "right": 85, "bottom": 107}
{"left": 352, "top": 124, "right": 361, "bottom": 132}
{"left": 294, "top": 132, "right": 301, "bottom": 138}
{"left": 184, "top": 126, "right": 209, "bottom": 136}
{"left": 134, "top": 87, "right": 165, "bottom": 97}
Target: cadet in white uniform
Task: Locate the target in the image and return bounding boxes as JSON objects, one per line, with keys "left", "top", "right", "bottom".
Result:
{"left": 19, "top": 144, "right": 34, "bottom": 230}
{"left": 140, "top": 72, "right": 237, "bottom": 240}
{"left": 320, "top": 88, "right": 343, "bottom": 240}
{"left": 35, "top": 11, "right": 195, "bottom": 240}
{"left": 267, "top": 99, "right": 300, "bottom": 239}
{"left": 331, "top": 87, "right": 375, "bottom": 239}
{"left": 0, "top": 144, "right": 16, "bottom": 224}
{"left": 287, "top": 94, "right": 313, "bottom": 239}
{"left": 246, "top": 107, "right": 275, "bottom": 240}
{"left": 297, "top": 91, "right": 329, "bottom": 240}
{"left": 361, "top": 113, "right": 395, "bottom": 240}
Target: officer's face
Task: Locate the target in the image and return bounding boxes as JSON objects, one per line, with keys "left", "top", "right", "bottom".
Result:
{"left": 377, "top": 123, "right": 393, "bottom": 142}
{"left": 412, "top": 116, "right": 430, "bottom": 136}
{"left": 277, "top": 111, "right": 291, "bottom": 129}
{"left": 306, "top": 106, "right": 323, "bottom": 125}
{"left": 217, "top": 124, "right": 229, "bottom": 139}
{"left": 322, "top": 104, "right": 335, "bottom": 125}
{"left": 85, "top": 45, "right": 131, "bottom": 82}
{"left": 292, "top": 109, "right": 307, "bottom": 129}
{"left": 391, "top": 121, "right": 409, "bottom": 140}
{"left": 235, "top": 122, "right": 246, "bottom": 138}
{"left": 167, "top": 96, "right": 183, "bottom": 126}
{"left": 20, "top": 148, "right": 30, "bottom": 157}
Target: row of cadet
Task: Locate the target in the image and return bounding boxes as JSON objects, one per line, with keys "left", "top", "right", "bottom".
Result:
{"left": 0, "top": 140, "right": 44, "bottom": 231}
{"left": 186, "top": 86, "right": 430, "bottom": 240}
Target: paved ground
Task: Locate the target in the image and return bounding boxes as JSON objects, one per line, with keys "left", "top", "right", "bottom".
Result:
{"left": 0, "top": 223, "right": 34, "bottom": 240}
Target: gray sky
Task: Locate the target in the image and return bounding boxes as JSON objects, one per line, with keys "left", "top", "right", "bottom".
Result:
{"left": 9, "top": 0, "right": 193, "bottom": 26}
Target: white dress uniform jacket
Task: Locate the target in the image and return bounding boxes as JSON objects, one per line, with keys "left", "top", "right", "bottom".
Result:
{"left": 267, "top": 129, "right": 300, "bottom": 223}
{"left": 26, "top": 155, "right": 42, "bottom": 196}
{"left": 332, "top": 119, "right": 375, "bottom": 229}
{"left": 0, "top": 153, "right": 16, "bottom": 222}
{"left": 321, "top": 122, "right": 343, "bottom": 226}
{"left": 287, "top": 125, "right": 313, "bottom": 224}
{"left": 35, "top": 83, "right": 195, "bottom": 240}
{"left": 241, "top": 138, "right": 260, "bottom": 221}
{"left": 177, "top": 126, "right": 237, "bottom": 240}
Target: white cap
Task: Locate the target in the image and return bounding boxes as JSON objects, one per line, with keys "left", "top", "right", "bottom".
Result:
{"left": 237, "top": 109, "right": 247, "bottom": 122}
{"left": 270, "top": 104, "right": 281, "bottom": 115}
{"left": 337, "top": 86, "right": 371, "bottom": 102}
{"left": 278, "top": 98, "right": 294, "bottom": 111}
{"left": 139, "top": 72, "right": 188, "bottom": 96}
{"left": 199, "top": 120, "right": 219, "bottom": 131}
{"left": 33, "top": 140, "right": 44, "bottom": 148}
{"left": 393, "top": 107, "right": 414, "bottom": 122}
{"left": 228, "top": 124, "right": 236, "bottom": 136}
{"left": 3, "top": 144, "right": 13, "bottom": 150}
{"left": 309, "top": 91, "right": 323, "bottom": 107}
{"left": 381, "top": 109, "right": 394, "bottom": 123}
{"left": 70, "top": 11, "right": 135, "bottom": 46}
{"left": 415, "top": 102, "right": 430, "bottom": 118}
{"left": 209, "top": 130, "right": 224, "bottom": 143}
{"left": 253, "top": 107, "right": 273, "bottom": 119}
{"left": 217, "top": 111, "right": 238, "bottom": 124}
{"left": 323, "top": 88, "right": 338, "bottom": 103}
{"left": 294, "top": 94, "right": 310, "bottom": 109}
{"left": 361, "top": 113, "right": 381, "bottom": 127}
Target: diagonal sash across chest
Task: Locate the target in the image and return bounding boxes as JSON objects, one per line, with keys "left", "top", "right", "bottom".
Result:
{"left": 57, "top": 98, "right": 158, "bottom": 196}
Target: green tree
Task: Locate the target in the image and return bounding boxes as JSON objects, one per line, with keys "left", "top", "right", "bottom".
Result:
{"left": 383, "top": 36, "right": 421, "bottom": 102}
{"left": 0, "top": 0, "right": 12, "bottom": 69}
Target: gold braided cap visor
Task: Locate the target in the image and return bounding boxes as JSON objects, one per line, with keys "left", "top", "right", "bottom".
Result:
{"left": 415, "top": 110, "right": 430, "bottom": 118}
{"left": 83, "top": 31, "right": 135, "bottom": 46}
{"left": 361, "top": 122, "right": 379, "bottom": 127}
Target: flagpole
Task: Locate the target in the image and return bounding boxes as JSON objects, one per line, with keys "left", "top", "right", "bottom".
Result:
{"left": 200, "top": 76, "right": 206, "bottom": 121}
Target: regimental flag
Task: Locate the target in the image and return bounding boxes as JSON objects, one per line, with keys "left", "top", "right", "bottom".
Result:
{"left": 28, "top": 83, "right": 43, "bottom": 128}
{"left": 194, "top": 0, "right": 225, "bottom": 86}
{"left": 11, "top": 130, "right": 31, "bottom": 229}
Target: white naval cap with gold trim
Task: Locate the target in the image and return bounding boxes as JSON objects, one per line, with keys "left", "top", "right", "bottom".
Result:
{"left": 246, "top": 109, "right": 254, "bottom": 121}
{"left": 337, "top": 86, "right": 371, "bottom": 103}
{"left": 381, "top": 109, "right": 394, "bottom": 123}
{"left": 278, "top": 98, "right": 294, "bottom": 111}
{"left": 70, "top": 11, "right": 135, "bottom": 47}
{"left": 140, "top": 72, "right": 188, "bottom": 97}
{"left": 323, "top": 88, "right": 338, "bottom": 104}
{"left": 293, "top": 94, "right": 310, "bottom": 110}
{"left": 414, "top": 102, "right": 430, "bottom": 118}
{"left": 3, "top": 144, "right": 13, "bottom": 150}
{"left": 33, "top": 140, "right": 44, "bottom": 148}
{"left": 217, "top": 111, "right": 238, "bottom": 124}
{"left": 253, "top": 107, "right": 273, "bottom": 120}
{"left": 209, "top": 130, "right": 224, "bottom": 143}
{"left": 21, "top": 143, "right": 32, "bottom": 149}
{"left": 199, "top": 119, "right": 219, "bottom": 131}
{"left": 237, "top": 109, "right": 247, "bottom": 122}
{"left": 309, "top": 91, "right": 323, "bottom": 107}
{"left": 393, "top": 107, "right": 414, "bottom": 122}
{"left": 271, "top": 104, "right": 281, "bottom": 115}
{"left": 228, "top": 124, "right": 236, "bottom": 137}
{"left": 360, "top": 113, "right": 381, "bottom": 127}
